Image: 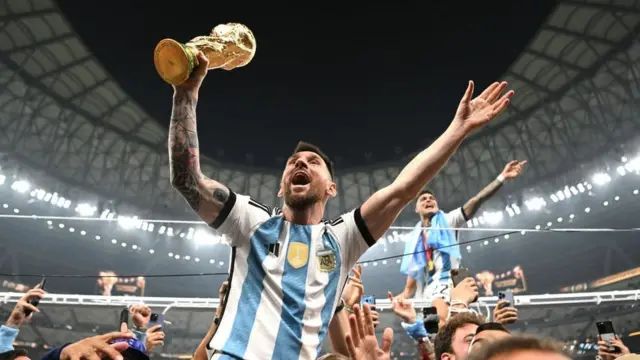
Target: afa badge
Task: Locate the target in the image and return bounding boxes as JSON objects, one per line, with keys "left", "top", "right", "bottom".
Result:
{"left": 287, "top": 242, "right": 309, "bottom": 269}
{"left": 317, "top": 249, "right": 337, "bottom": 272}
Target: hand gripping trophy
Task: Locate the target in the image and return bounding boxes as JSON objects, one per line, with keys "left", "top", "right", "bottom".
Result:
{"left": 154, "top": 23, "right": 256, "bottom": 86}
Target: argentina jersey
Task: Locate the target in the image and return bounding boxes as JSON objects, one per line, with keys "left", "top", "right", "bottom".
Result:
{"left": 416, "top": 208, "right": 468, "bottom": 299}
{"left": 207, "top": 190, "right": 375, "bottom": 360}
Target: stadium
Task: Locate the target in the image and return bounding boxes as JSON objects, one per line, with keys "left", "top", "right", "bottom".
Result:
{"left": 1, "top": 0, "right": 640, "bottom": 359}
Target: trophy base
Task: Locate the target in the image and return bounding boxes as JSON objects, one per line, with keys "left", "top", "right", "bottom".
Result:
{"left": 154, "top": 39, "right": 197, "bottom": 86}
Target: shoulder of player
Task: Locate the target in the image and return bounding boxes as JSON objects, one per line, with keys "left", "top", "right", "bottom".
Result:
{"left": 245, "top": 197, "right": 279, "bottom": 217}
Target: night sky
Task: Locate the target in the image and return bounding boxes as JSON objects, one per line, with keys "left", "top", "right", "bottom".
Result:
{"left": 57, "top": 0, "right": 557, "bottom": 168}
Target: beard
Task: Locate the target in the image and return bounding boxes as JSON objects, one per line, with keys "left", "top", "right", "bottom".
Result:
{"left": 284, "top": 185, "right": 321, "bottom": 210}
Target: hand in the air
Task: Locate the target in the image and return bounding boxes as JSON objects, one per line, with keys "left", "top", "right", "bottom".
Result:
{"left": 173, "top": 51, "right": 209, "bottom": 93}
{"left": 129, "top": 304, "right": 152, "bottom": 329}
{"left": 453, "top": 81, "right": 514, "bottom": 133}
{"left": 342, "top": 264, "right": 364, "bottom": 307}
{"left": 597, "top": 335, "right": 630, "bottom": 359}
{"left": 6, "top": 285, "right": 46, "bottom": 328}
{"left": 501, "top": 160, "right": 527, "bottom": 180}
{"left": 387, "top": 291, "right": 417, "bottom": 324}
{"left": 60, "top": 332, "right": 133, "bottom": 360}
{"left": 450, "top": 277, "right": 479, "bottom": 305}
{"left": 145, "top": 325, "right": 165, "bottom": 354}
{"left": 493, "top": 300, "right": 518, "bottom": 325}
{"left": 345, "top": 304, "right": 394, "bottom": 360}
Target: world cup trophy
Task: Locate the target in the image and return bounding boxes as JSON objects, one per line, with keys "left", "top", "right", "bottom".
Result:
{"left": 154, "top": 23, "right": 256, "bottom": 86}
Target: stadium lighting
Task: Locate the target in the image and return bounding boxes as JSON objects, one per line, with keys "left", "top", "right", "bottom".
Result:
{"left": 11, "top": 180, "right": 30, "bottom": 193}
{"left": 483, "top": 210, "right": 503, "bottom": 225}
{"left": 524, "top": 197, "right": 546, "bottom": 211}
{"left": 75, "top": 203, "right": 97, "bottom": 216}
{"left": 194, "top": 228, "right": 221, "bottom": 246}
{"left": 592, "top": 172, "right": 611, "bottom": 185}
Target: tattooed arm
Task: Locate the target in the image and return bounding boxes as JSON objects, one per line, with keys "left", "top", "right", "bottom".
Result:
{"left": 461, "top": 178, "right": 503, "bottom": 218}
{"left": 169, "top": 89, "right": 230, "bottom": 224}
{"left": 462, "top": 160, "right": 526, "bottom": 217}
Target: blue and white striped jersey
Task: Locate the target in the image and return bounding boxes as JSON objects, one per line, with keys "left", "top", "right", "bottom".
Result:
{"left": 207, "top": 190, "right": 375, "bottom": 360}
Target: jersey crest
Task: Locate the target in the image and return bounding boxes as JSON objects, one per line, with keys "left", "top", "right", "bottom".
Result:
{"left": 287, "top": 242, "right": 309, "bottom": 268}
{"left": 317, "top": 249, "right": 337, "bottom": 272}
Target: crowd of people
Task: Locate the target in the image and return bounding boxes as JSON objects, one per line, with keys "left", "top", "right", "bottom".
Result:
{"left": 1, "top": 49, "right": 636, "bottom": 360}
{"left": 0, "top": 274, "right": 635, "bottom": 360}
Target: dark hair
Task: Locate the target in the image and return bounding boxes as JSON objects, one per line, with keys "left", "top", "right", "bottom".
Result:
{"left": 434, "top": 312, "right": 485, "bottom": 359}
{"left": 417, "top": 188, "right": 434, "bottom": 199}
{"left": 0, "top": 349, "right": 29, "bottom": 360}
{"left": 475, "top": 322, "right": 510, "bottom": 335}
{"left": 467, "top": 335, "right": 568, "bottom": 360}
{"left": 292, "top": 141, "right": 334, "bottom": 179}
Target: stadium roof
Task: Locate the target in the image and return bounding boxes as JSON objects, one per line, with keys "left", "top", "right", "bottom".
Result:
{"left": 1, "top": 0, "right": 640, "bottom": 220}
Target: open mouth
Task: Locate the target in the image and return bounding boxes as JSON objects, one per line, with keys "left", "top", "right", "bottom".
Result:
{"left": 291, "top": 172, "right": 311, "bottom": 186}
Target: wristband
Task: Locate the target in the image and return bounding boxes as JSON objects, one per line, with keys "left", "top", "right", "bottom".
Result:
{"left": 401, "top": 321, "right": 428, "bottom": 339}
{"left": 344, "top": 304, "right": 355, "bottom": 314}
{"left": 334, "top": 302, "right": 345, "bottom": 315}
{"left": 496, "top": 174, "right": 505, "bottom": 183}
{"left": 0, "top": 325, "right": 19, "bottom": 353}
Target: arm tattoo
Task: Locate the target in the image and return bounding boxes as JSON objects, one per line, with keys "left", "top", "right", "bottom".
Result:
{"left": 213, "top": 188, "right": 229, "bottom": 204}
{"left": 169, "top": 91, "right": 203, "bottom": 211}
{"left": 463, "top": 179, "right": 503, "bottom": 217}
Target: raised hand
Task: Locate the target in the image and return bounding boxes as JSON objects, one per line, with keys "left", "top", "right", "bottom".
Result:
{"left": 387, "top": 291, "right": 417, "bottom": 324}
{"left": 6, "top": 286, "right": 46, "bottom": 328}
{"left": 501, "top": 160, "right": 527, "bottom": 180}
{"left": 174, "top": 51, "right": 210, "bottom": 94}
{"left": 454, "top": 81, "right": 514, "bottom": 132}
{"left": 145, "top": 325, "right": 165, "bottom": 354}
{"left": 493, "top": 300, "right": 518, "bottom": 325}
{"left": 342, "top": 264, "right": 364, "bottom": 307}
{"left": 345, "top": 304, "right": 394, "bottom": 360}
{"left": 129, "top": 304, "right": 152, "bottom": 330}
{"left": 60, "top": 332, "right": 133, "bottom": 360}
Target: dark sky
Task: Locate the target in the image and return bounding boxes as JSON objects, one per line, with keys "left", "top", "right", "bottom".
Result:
{"left": 58, "top": 0, "right": 557, "bottom": 168}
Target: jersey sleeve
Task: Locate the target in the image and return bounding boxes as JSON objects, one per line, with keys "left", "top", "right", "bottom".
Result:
{"left": 209, "top": 189, "right": 272, "bottom": 247}
{"left": 444, "top": 207, "right": 469, "bottom": 230}
{"left": 330, "top": 207, "right": 376, "bottom": 268}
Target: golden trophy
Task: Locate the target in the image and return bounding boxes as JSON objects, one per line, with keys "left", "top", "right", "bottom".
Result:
{"left": 154, "top": 23, "right": 256, "bottom": 86}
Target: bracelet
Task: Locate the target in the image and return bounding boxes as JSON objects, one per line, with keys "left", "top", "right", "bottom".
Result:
{"left": 496, "top": 174, "right": 505, "bottom": 183}
{"left": 334, "top": 302, "right": 345, "bottom": 315}
{"left": 344, "top": 304, "right": 355, "bottom": 314}
{"left": 213, "top": 317, "right": 220, "bottom": 326}
{"left": 449, "top": 300, "right": 468, "bottom": 308}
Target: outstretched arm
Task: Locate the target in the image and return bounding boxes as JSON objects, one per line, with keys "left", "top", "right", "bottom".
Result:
{"left": 361, "top": 81, "right": 514, "bottom": 239}
{"left": 462, "top": 160, "right": 526, "bottom": 218}
{"left": 169, "top": 52, "right": 230, "bottom": 225}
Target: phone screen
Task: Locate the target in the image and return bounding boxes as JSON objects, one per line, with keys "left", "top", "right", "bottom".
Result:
{"left": 596, "top": 321, "right": 619, "bottom": 353}
{"left": 423, "top": 307, "right": 439, "bottom": 334}
{"left": 362, "top": 295, "right": 376, "bottom": 308}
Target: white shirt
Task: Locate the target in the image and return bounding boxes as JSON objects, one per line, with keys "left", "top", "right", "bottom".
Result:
{"left": 207, "top": 191, "right": 375, "bottom": 360}
{"left": 415, "top": 208, "right": 468, "bottom": 297}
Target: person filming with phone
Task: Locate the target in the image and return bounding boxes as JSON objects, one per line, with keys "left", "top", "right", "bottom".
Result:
{"left": 596, "top": 321, "right": 632, "bottom": 359}
{"left": 395, "top": 160, "right": 526, "bottom": 326}
{"left": 0, "top": 283, "right": 46, "bottom": 360}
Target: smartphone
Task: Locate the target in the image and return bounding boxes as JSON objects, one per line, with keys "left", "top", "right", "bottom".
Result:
{"left": 362, "top": 295, "right": 376, "bottom": 309}
{"left": 25, "top": 278, "right": 46, "bottom": 316}
{"left": 497, "top": 291, "right": 514, "bottom": 308}
{"left": 596, "top": 321, "right": 620, "bottom": 353}
{"left": 422, "top": 307, "right": 439, "bottom": 334}
{"left": 148, "top": 313, "right": 165, "bottom": 332}
{"left": 451, "top": 268, "right": 472, "bottom": 287}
